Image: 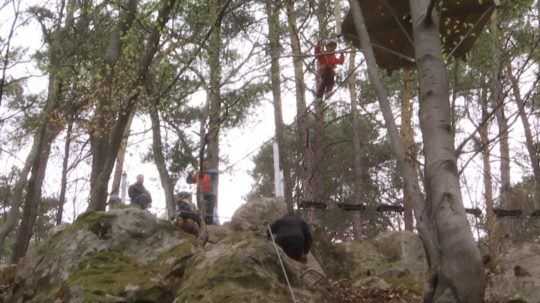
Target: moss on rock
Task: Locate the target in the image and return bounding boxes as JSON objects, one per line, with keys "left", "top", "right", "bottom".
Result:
{"left": 67, "top": 250, "right": 160, "bottom": 301}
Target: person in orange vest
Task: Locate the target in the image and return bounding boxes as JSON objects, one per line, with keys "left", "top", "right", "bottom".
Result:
{"left": 186, "top": 161, "right": 216, "bottom": 225}
{"left": 314, "top": 39, "right": 345, "bottom": 98}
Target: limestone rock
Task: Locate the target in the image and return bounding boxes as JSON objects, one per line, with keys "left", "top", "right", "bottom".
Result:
{"left": 373, "top": 231, "right": 427, "bottom": 275}
{"left": 2, "top": 208, "right": 325, "bottom": 303}
{"left": 486, "top": 242, "right": 540, "bottom": 303}
{"left": 343, "top": 232, "right": 426, "bottom": 294}
{"left": 230, "top": 197, "right": 287, "bottom": 232}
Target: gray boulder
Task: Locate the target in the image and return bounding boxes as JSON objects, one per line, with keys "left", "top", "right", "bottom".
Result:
{"left": 230, "top": 197, "right": 287, "bottom": 232}
{"left": 486, "top": 242, "right": 540, "bottom": 303}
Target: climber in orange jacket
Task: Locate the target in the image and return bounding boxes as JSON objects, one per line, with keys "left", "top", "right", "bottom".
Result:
{"left": 315, "top": 39, "right": 345, "bottom": 98}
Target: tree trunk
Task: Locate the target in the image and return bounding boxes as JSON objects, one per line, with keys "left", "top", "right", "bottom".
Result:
{"left": 265, "top": 0, "right": 294, "bottom": 214}
{"left": 347, "top": 50, "right": 364, "bottom": 238}
{"left": 303, "top": 0, "right": 332, "bottom": 221}
{"left": 0, "top": 137, "right": 39, "bottom": 249}
{"left": 349, "top": 1, "right": 483, "bottom": 301}
{"left": 205, "top": 0, "right": 223, "bottom": 220}
{"left": 479, "top": 81, "right": 497, "bottom": 259}
{"left": 88, "top": 0, "right": 139, "bottom": 211}
{"left": 285, "top": 0, "right": 308, "bottom": 205}
{"left": 110, "top": 113, "right": 135, "bottom": 200}
{"left": 56, "top": 118, "right": 73, "bottom": 225}
{"left": 87, "top": 0, "right": 175, "bottom": 211}
{"left": 490, "top": 11, "right": 511, "bottom": 207}
{"left": 408, "top": 1, "right": 484, "bottom": 301}
{"left": 348, "top": 0, "right": 432, "bottom": 279}
{"left": 400, "top": 69, "right": 416, "bottom": 231}
{"left": 12, "top": 74, "right": 63, "bottom": 262}
{"left": 508, "top": 65, "right": 540, "bottom": 209}
{"left": 150, "top": 104, "right": 176, "bottom": 219}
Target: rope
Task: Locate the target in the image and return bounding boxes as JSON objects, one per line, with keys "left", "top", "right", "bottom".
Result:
{"left": 267, "top": 224, "right": 298, "bottom": 303}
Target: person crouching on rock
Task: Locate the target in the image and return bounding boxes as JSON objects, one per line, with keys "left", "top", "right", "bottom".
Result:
{"left": 268, "top": 215, "right": 312, "bottom": 264}
{"left": 128, "top": 174, "right": 152, "bottom": 210}
{"left": 173, "top": 192, "right": 201, "bottom": 237}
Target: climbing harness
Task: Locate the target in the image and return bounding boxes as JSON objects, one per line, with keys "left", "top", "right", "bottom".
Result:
{"left": 267, "top": 224, "right": 298, "bottom": 303}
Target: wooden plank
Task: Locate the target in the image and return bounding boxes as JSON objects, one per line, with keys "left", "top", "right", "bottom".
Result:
{"left": 337, "top": 203, "right": 366, "bottom": 211}
{"left": 493, "top": 208, "right": 522, "bottom": 217}
{"left": 298, "top": 200, "right": 327, "bottom": 210}
{"left": 376, "top": 204, "right": 404, "bottom": 213}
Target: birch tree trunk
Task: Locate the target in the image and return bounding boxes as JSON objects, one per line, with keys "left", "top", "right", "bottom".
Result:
{"left": 265, "top": 0, "right": 294, "bottom": 213}
{"left": 408, "top": 1, "right": 483, "bottom": 301}
{"left": 400, "top": 69, "right": 416, "bottom": 231}
{"left": 347, "top": 50, "right": 364, "bottom": 238}
{"left": 349, "top": 1, "right": 483, "bottom": 301}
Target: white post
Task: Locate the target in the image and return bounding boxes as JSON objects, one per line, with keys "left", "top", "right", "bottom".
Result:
{"left": 334, "top": 0, "right": 342, "bottom": 36}
{"left": 273, "top": 141, "right": 284, "bottom": 198}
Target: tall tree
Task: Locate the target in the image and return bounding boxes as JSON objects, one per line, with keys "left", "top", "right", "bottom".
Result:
{"left": 347, "top": 50, "right": 365, "bottom": 238}
{"left": 204, "top": 0, "right": 223, "bottom": 217}
{"left": 285, "top": 0, "right": 308, "bottom": 207}
{"left": 408, "top": 1, "right": 483, "bottom": 301}
{"left": 56, "top": 117, "right": 73, "bottom": 225}
{"left": 348, "top": 1, "right": 483, "bottom": 301}
{"left": 87, "top": 0, "right": 177, "bottom": 211}
{"left": 400, "top": 69, "right": 415, "bottom": 231}
{"left": 265, "top": 0, "right": 294, "bottom": 213}
{"left": 490, "top": 10, "right": 511, "bottom": 207}
{"left": 11, "top": 0, "right": 81, "bottom": 261}
{"left": 479, "top": 78, "right": 497, "bottom": 259}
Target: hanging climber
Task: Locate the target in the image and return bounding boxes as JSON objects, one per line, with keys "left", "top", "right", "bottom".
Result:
{"left": 315, "top": 38, "right": 345, "bottom": 98}
{"left": 186, "top": 161, "right": 217, "bottom": 225}
{"left": 268, "top": 214, "right": 313, "bottom": 264}
{"left": 172, "top": 192, "right": 201, "bottom": 237}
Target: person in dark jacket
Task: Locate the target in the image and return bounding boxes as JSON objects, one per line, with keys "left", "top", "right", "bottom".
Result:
{"left": 268, "top": 215, "right": 312, "bottom": 263}
{"left": 173, "top": 192, "right": 201, "bottom": 236}
{"left": 128, "top": 174, "right": 152, "bottom": 209}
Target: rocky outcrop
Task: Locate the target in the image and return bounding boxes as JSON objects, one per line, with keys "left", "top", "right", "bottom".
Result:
{"left": 230, "top": 196, "right": 287, "bottom": 233}
{"left": 1, "top": 207, "right": 325, "bottom": 303}
{"left": 486, "top": 242, "right": 540, "bottom": 303}
{"left": 342, "top": 231, "right": 426, "bottom": 294}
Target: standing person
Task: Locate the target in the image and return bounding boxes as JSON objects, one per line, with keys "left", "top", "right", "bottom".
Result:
{"left": 187, "top": 161, "right": 216, "bottom": 225}
{"left": 268, "top": 214, "right": 313, "bottom": 263}
{"left": 128, "top": 174, "right": 152, "bottom": 210}
{"left": 314, "top": 39, "right": 345, "bottom": 98}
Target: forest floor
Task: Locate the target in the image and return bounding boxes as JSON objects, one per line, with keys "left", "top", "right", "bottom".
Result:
{"left": 328, "top": 279, "right": 421, "bottom": 303}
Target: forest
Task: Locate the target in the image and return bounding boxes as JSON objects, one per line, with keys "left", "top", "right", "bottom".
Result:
{"left": 0, "top": 0, "right": 540, "bottom": 302}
